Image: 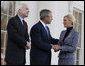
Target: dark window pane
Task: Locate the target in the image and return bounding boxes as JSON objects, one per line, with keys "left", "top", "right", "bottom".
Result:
{"left": 5, "top": 33, "right": 8, "bottom": 51}
{"left": 1, "top": 1, "right": 9, "bottom": 14}
{"left": 1, "top": 1, "right": 15, "bottom": 65}
{"left": 1, "top": 14, "right": 7, "bottom": 30}
{"left": 78, "top": 13, "right": 82, "bottom": 25}
{"left": 78, "top": 25, "right": 81, "bottom": 47}
{"left": 73, "top": 9, "right": 82, "bottom": 65}
{"left": 9, "top": 1, "right": 13, "bottom": 16}
{"left": 1, "top": 32, "right": 4, "bottom": 48}
{"left": 9, "top": 1, "right": 15, "bottom": 16}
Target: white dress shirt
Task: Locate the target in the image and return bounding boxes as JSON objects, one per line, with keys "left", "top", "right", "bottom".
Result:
{"left": 40, "top": 20, "right": 47, "bottom": 29}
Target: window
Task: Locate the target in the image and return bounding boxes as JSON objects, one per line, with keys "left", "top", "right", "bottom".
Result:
{"left": 73, "top": 7, "right": 83, "bottom": 65}
{"left": 1, "top": 1, "right": 15, "bottom": 65}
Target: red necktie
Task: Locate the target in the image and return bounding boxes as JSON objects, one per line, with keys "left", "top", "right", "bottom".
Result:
{"left": 22, "top": 20, "right": 26, "bottom": 32}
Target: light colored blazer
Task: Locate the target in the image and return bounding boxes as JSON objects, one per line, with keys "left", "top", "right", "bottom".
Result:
{"left": 58, "top": 28, "right": 80, "bottom": 58}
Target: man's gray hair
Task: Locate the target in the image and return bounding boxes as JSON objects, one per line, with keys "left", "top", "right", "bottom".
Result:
{"left": 40, "top": 9, "right": 52, "bottom": 20}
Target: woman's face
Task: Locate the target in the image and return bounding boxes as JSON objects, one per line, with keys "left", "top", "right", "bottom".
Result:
{"left": 63, "top": 17, "right": 73, "bottom": 28}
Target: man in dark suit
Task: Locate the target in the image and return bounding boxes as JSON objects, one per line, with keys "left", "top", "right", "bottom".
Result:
{"left": 5, "top": 3, "right": 30, "bottom": 65}
{"left": 30, "top": 9, "right": 59, "bottom": 65}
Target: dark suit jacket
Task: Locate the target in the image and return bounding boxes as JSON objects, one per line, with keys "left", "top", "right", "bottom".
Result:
{"left": 5, "top": 15, "right": 29, "bottom": 65}
{"left": 30, "top": 21, "right": 59, "bottom": 65}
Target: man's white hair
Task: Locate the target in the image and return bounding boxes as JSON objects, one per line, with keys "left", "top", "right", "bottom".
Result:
{"left": 15, "top": 3, "right": 27, "bottom": 14}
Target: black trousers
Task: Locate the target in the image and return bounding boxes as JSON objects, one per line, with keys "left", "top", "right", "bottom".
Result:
{"left": 6, "top": 62, "right": 25, "bottom": 65}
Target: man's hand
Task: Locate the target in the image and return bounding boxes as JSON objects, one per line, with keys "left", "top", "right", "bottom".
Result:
{"left": 52, "top": 45, "right": 61, "bottom": 52}
{"left": 25, "top": 41, "right": 31, "bottom": 49}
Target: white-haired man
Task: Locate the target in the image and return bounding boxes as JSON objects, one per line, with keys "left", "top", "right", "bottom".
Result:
{"left": 5, "top": 3, "right": 30, "bottom": 65}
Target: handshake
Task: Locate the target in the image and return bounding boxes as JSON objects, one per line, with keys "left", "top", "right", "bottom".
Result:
{"left": 25, "top": 41, "right": 31, "bottom": 49}
{"left": 52, "top": 44, "right": 61, "bottom": 52}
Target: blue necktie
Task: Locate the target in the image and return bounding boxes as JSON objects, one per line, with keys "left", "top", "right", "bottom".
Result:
{"left": 45, "top": 26, "right": 50, "bottom": 38}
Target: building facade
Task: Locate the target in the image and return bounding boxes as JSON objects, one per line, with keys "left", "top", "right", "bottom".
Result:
{"left": 1, "top": 1, "right": 84, "bottom": 65}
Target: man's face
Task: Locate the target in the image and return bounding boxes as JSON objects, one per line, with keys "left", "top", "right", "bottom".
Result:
{"left": 45, "top": 13, "right": 53, "bottom": 24}
{"left": 20, "top": 4, "right": 29, "bottom": 18}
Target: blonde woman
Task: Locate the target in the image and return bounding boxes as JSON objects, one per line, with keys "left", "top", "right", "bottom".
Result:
{"left": 58, "top": 14, "right": 80, "bottom": 65}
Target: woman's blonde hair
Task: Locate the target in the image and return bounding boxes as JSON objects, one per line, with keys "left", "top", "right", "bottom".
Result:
{"left": 64, "top": 14, "right": 75, "bottom": 25}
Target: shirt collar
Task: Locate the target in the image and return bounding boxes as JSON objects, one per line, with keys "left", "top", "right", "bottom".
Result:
{"left": 17, "top": 14, "right": 24, "bottom": 24}
{"left": 40, "top": 20, "right": 47, "bottom": 28}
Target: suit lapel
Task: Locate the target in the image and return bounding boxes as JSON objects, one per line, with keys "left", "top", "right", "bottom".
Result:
{"left": 64, "top": 29, "right": 75, "bottom": 41}
{"left": 61, "top": 31, "right": 66, "bottom": 41}
{"left": 39, "top": 22, "right": 47, "bottom": 35}
{"left": 39, "top": 22, "right": 51, "bottom": 39}
{"left": 15, "top": 15, "right": 25, "bottom": 32}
